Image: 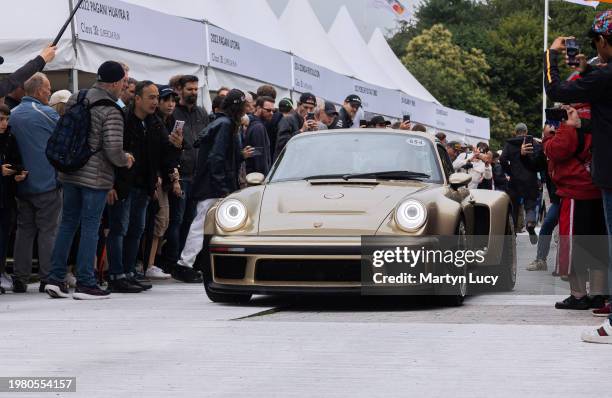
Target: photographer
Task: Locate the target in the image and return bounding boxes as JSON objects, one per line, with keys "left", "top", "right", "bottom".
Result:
{"left": 453, "top": 144, "right": 492, "bottom": 189}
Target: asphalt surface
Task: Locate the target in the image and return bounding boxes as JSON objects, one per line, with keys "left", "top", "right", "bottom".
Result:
{"left": 0, "top": 234, "right": 609, "bottom": 397}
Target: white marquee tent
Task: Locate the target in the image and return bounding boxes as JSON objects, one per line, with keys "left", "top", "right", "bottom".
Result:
{"left": 367, "top": 28, "right": 438, "bottom": 104}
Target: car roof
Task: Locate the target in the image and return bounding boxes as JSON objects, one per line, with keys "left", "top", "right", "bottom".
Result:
{"left": 295, "top": 128, "right": 437, "bottom": 144}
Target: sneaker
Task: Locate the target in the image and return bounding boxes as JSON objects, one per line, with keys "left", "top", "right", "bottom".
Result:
{"left": 527, "top": 225, "right": 538, "bottom": 245}
{"left": 526, "top": 259, "right": 547, "bottom": 271}
{"left": 172, "top": 265, "right": 203, "bottom": 283}
{"left": 44, "top": 281, "right": 70, "bottom": 299}
{"left": 145, "top": 265, "right": 172, "bottom": 280}
{"left": 589, "top": 295, "right": 606, "bottom": 309}
{"left": 581, "top": 319, "right": 612, "bottom": 344}
{"left": 107, "top": 278, "right": 143, "bottom": 293}
{"left": 128, "top": 276, "right": 152, "bottom": 291}
{"left": 555, "top": 295, "right": 591, "bottom": 310}
{"left": 65, "top": 273, "right": 77, "bottom": 288}
{"left": 12, "top": 278, "right": 27, "bottom": 293}
{"left": 0, "top": 272, "right": 13, "bottom": 291}
{"left": 38, "top": 281, "right": 47, "bottom": 293}
{"left": 593, "top": 303, "right": 611, "bottom": 317}
{"left": 72, "top": 285, "right": 111, "bottom": 300}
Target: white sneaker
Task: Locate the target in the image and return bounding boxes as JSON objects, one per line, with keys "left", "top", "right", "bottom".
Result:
{"left": 145, "top": 265, "right": 171, "bottom": 280}
{"left": 0, "top": 272, "right": 13, "bottom": 291}
{"left": 581, "top": 319, "right": 612, "bottom": 344}
{"left": 65, "top": 272, "right": 77, "bottom": 288}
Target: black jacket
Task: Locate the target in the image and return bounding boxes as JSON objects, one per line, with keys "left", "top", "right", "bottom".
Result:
{"left": 115, "top": 110, "right": 181, "bottom": 199}
{"left": 191, "top": 115, "right": 242, "bottom": 201}
{"left": 499, "top": 137, "right": 540, "bottom": 198}
{"left": 544, "top": 49, "right": 612, "bottom": 189}
{"left": 173, "top": 103, "right": 209, "bottom": 182}
{"left": 492, "top": 163, "right": 508, "bottom": 192}
{"left": 521, "top": 144, "right": 560, "bottom": 205}
{"left": 274, "top": 111, "right": 303, "bottom": 160}
{"left": 265, "top": 111, "right": 283, "bottom": 157}
{"left": 244, "top": 115, "right": 272, "bottom": 175}
{"left": 0, "top": 130, "right": 22, "bottom": 209}
{"left": 0, "top": 56, "right": 46, "bottom": 98}
{"left": 329, "top": 107, "right": 353, "bottom": 129}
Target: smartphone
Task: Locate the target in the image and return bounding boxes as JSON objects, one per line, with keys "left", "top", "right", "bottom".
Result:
{"left": 306, "top": 112, "right": 315, "bottom": 121}
{"left": 524, "top": 135, "right": 534, "bottom": 146}
{"left": 173, "top": 120, "right": 185, "bottom": 132}
{"left": 403, "top": 114, "right": 411, "bottom": 123}
{"left": 565, "top": 39, "right": 580, "bottom": 67}
{"left": 252, "top": 146, "right": 264, "bottom": 157}
{"left": 8, "top": 164, "right": 24, "bottom": 173}
{"left": 545, "top": 108, "right": 568, "bottom": 123}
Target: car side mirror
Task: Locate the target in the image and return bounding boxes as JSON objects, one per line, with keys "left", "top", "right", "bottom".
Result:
{"left": 449, "top": 173, "right": 472, "bottom": 190}
{"left": 246, "top": 172, "right": 265, "bottom": 186}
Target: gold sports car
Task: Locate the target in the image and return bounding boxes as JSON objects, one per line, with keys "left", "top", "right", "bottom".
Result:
{"left": 198, "top": 129, "right": 516, "bottom": 305}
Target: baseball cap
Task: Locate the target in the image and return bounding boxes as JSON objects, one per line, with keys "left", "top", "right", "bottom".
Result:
{"left": 279, "top": 97, "right": 294, "bottom": 113}
{"left": 49, "top": 90, "right": 72, "bottom": 107}
{"left": 369, "top": 115, "right": 390, "bottom": 126}
{"left": 157, "top": 84, "right": 177, "bottom": 100}
{"left": 97, "top": 61, "right": 125, "bottom": 83}
{"left": 515, "top": 122, "right": 528, "bottom": 132}
{"left": 345, "top": 94, "right": 362, "bottom": 108}
{"left": 222, "top": 89, "right": 246, "bottom": 106}
{"left": 324, "top": 101, "right": 338, "bottom": 116}
{"left": 299, "top": 92, "right": 316, "bottom": 106}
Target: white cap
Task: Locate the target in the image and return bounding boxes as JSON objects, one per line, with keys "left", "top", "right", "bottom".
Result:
{"left": 49, "top": 90, "right": 72, "bottom": 107}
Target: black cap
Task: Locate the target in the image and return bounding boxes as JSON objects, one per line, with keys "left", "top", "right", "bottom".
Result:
{"left": 299, "top": 92, "right": 316, "bottom": 106}
{"left": 324, "top": 101, "right": 338, "bottom": 116}
{"left": 157, "top": 84, "right": 177, "bottom": 100}
{"left": 345, "top": 94, "right": 362, "bottom": 107}
{"left": 222, "top": 89, "right": 246, "bottom": 106}
{"left": 279, "top": 97, "right": 294, "bottom": 113}
{"left": 97, "top": 61, "right": 125, "bottom": 83}
{"left": 369, "top": 115, "right": 390, "bottom": 126}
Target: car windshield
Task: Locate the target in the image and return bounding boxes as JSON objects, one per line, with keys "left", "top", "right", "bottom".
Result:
{"left": 269, "top": 132, "right": 443, "bottom": 183}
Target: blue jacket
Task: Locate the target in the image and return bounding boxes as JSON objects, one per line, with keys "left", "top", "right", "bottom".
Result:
{"left": 9, "top": 96, "right": 59, "bottom": 195}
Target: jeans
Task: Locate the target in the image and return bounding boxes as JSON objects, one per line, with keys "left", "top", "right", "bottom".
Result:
{"left": 601, "top": 190, "right": 612, "bottom": 316}
{"left": 48, "top": 183, "right": 107, "bottom": 287}
{"left": 162, "top": 180, "right": 192, "bottom": 263}
{"left": 536, "top": 202, "right": 560, "bottom": 261}
{"left": 509, "top": 191, "right": 537, "bottom": 227}
{"left": 0, "top": 207, "right": 15, "bottom": 273}
{"left": 107, "top": 188, "right": 150, "bottom": 278}
{"left": 13, "top": 189, "right": 62, "bottom": 283}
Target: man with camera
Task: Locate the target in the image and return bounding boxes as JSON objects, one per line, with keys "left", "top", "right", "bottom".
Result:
{"left": 274, "top": 92, "right": 318, "bottom": 159}
{"left": 544, "top": 10, "right": 612, "bottom": 343}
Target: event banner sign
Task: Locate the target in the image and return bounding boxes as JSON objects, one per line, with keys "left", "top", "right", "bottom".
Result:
{"left": 292, "top": 56, "right": 353, "bottom": 105}
{"left": 399, "top": 94, "right": 436, "bottom": 126}
{"left": 74, "top": 0, "right": 207, "bottom": 65}
{"left": 208, "top": 25, "right": 292, "bottom": 89}
{"left": 349, "top": 78, "right": 400, "bottom": 117}
{"left": 464, "top": 114, "right": 490, "bottom": 140}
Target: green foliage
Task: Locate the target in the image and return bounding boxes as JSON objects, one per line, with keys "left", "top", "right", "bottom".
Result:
{"left": 389, "top": 0, "right": 612, "bottom": 149}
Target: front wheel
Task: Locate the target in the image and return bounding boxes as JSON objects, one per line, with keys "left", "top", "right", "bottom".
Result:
{"left": 437, "top": 218, "right": 468, "bottom": 307}
{"left": 491, "top": 211, "right": 517, "bottom": 292}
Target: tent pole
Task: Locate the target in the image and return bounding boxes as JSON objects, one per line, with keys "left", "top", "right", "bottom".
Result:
{"left": 542, "top": 0, "right": 549, "bottom": 128}
{"left": 68, "top": 0, "right": 79, "bottom": 92}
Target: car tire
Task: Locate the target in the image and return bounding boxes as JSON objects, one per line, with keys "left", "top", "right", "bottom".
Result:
{"left": 437, "top": 218, "right": 468, "bottom": 307}
{"left": 491, "top": 211, "right": 517, "bottom": 292}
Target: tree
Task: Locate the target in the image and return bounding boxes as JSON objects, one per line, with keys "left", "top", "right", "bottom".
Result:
{"left": 401, "top": 24, "right": 515, "bottom": 147}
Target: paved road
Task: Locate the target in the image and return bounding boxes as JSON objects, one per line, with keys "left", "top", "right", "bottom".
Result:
{"left": 0, "top": 234, "right": 609, "bottom": 397}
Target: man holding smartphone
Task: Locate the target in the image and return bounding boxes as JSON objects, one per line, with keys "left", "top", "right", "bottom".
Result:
{"left": 244, "top": 96, "right": 274, "bottom": 175}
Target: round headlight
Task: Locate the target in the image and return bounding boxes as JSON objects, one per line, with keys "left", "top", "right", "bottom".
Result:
{"left": 395, "top": 200, "right": 427, "bottom": 232}
{"left": 216, "top": 199, "right": 248, "bottom": 232}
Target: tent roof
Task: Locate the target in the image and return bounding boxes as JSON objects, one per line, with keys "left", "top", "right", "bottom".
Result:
{"left": 125, "top": 0, "right": 290, "bottom": 52}
{"left": 328, "top": 6, "right": 397, "bottom": 89}
{"left": 368, "top": 28, "right": 438, "bottom": 103}
{"left": 279, "top": 0, "right": 355, "bottom": 77}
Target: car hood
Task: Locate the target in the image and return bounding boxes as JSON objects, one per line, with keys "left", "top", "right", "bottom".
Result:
{"left": 257, "top": 180, "right": 431, "bottom": 236}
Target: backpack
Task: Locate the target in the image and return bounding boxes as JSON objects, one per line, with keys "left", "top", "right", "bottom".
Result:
{"left": 46, "top": 89, "right": 122, "bottom": 173}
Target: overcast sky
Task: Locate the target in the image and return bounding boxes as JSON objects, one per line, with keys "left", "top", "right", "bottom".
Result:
{"left": 267, "top": 0, "right": 422, "bottom": 42}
